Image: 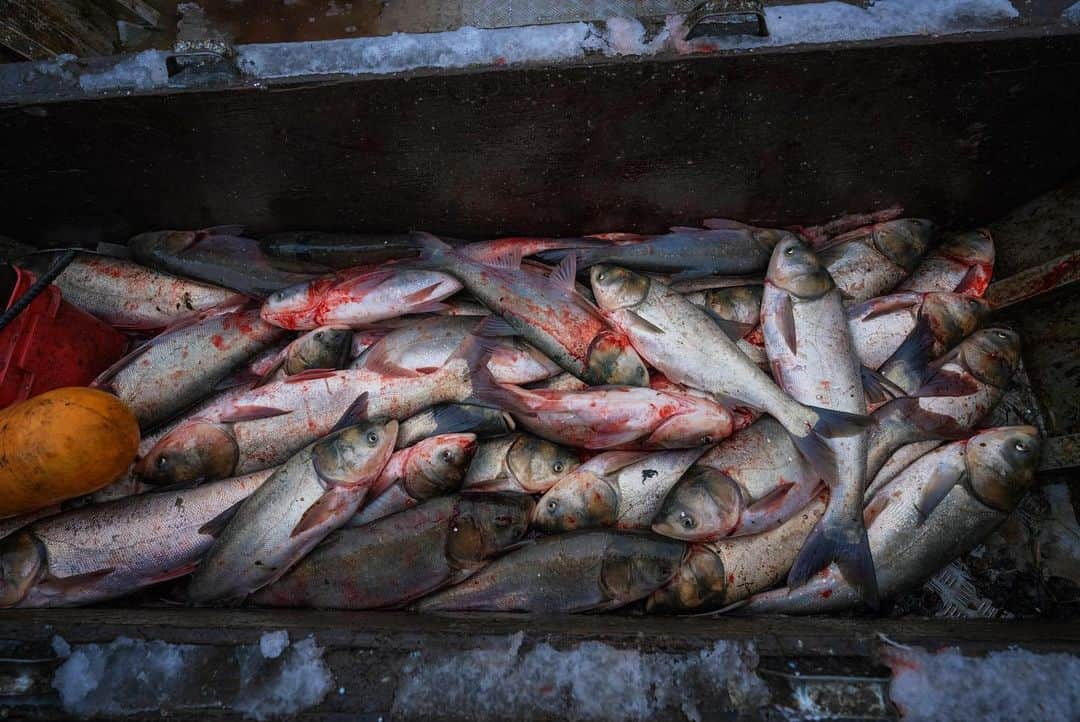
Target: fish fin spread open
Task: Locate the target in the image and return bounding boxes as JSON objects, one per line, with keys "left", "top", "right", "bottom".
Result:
{"left": 487, "top": 248, "right": 523, "bottom": 271}
{"left": 697, "top": 304, "right": 755, "bottom": 341}
{"left": 550, "top": 253, "right": 578, "bottom": 289}
{"left": 625, "top": 310, "right": 665, "bottom": 335}
{"left": 915, "top": 463, "right": 966, "bottom": 524}
{"left": 216, "top": 405, "right": 292, "bottom": 424}
{"left": 473, "top": 315, "right": 519, "bottom": 338}
{"left": 465, "top": 359, "right": 532, "bottom": 417}
{"left": 861, "top": 365, "right": 905, "bottom": 405}
{"left": 878, "top": 398, "right": 970, "bottom": 439}
{"left": 291, "top": 487, "right": 360, "bottom": 537}
{"left": 430, "top": 404, "right": 515, "bottom": 435}
{"left": 331, "top": 392, "right": 370, "bottom": 433}
{"left": 858, "top": 294, "right": 921, "bottom": 321}
{"left": 341, "top": 268, "right": 397, "bottom": 295}
{"left": 360, "top": 339, "right": 422, "bottom": 378}
{"left": 776, "top": 293, "right": 798, "bottom": 355}
{"left": 788, "top": 406, "right": 871, "bottom": 486}
{"left": 788, "top": 516, "right": 879, "bottom": 609}
{"left": 197, "top": 499, "right": 246, "bottom": 537}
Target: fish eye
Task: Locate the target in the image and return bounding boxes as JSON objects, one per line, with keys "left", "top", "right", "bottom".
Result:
{"left": 597, "top": 272, "right": 606, "bottom": 281}
{"left": 996, "top": 331, "right": 1008, "bottom": 339}
{"left": 553, "top": 462, "right": 565, "bottom": 473}
{"left": 156, "top": 456, "right": 167, "bottom": 468}
{"left": 784, "top": 247, "right": 795, "bottom": 256}
{"left": 546, "top": 500, "right": 558, "bottom": 512}
{"left": 680, "top": 511, "right": 695, "bottom": 529}
{"left": 1015, "top": 441, "right": 1028, "bottom": 452}
{"left": 494, "top": 515, "right": 512, "bottom": 528}
{"left": 441, "top": 450, "right": 452, "bottom": 461}
{"left": 366, "top": 431, "right": 379, "bottom": 444}
{"left": 700, "top": 435, "right": 713, "bottom": 445}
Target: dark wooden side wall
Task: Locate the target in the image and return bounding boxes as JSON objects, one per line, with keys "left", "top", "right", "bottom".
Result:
{"left": 1, "top": 29, "right": 1079, "bottom": 246}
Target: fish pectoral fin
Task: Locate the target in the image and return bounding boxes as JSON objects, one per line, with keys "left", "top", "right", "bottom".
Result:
{"left": 776, "top": 293, "right": 797, "bottom": 355}
{"left": 549, "top": 253, "right": 578, "bottom": 290}
{"left": 625, "top": 310, "right": 665, "bottom": 335}
{"left": 39, "top": 567, "right": 115, "bottom": 595}
{"left": 859, "top": 295, "right": 921, "bottom": 321}
{"left": 595, "top": 451, "right": 654, "bottom": 476}
{"left": 697, "top": 304, "right": 755, "bottom": 341}
{"left": 216, "top": 365, "right": 263, "bottom": 391}
{"left": 486, "top": 248, "right": 523, "bottom": 271}
{"left": 860, "top": 365, "right": 905, "bottom": 404}
{"left": 474, "top": 315, "right": 519, "bottom": 338}
{"left": 327, "top": 391, "right": 371, "bottom": 435}
{"left": 198, "top": 498, "right": 246, "bottom": 537}
{"left": 216, "top": 405, "right": 293, "bottom": 424}
{"left": 283, "top": 368, "right": 341, "bottom": 383}
{"left": 862, "top": 494, "right": 890, "bottom": 527}
{"left": 291, "top": 488, "right": 361, "bottom": 538}
{"left": 145, "top": 561, "right": 201, "bottom": 584}
{"left": 915, "top": 465, "right": 966, "bottom": 525}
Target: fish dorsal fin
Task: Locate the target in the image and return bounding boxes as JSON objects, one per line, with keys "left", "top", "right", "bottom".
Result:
{"left": 550, "top": 253, "right": 577, "bottom": 290}
{"left": 915, "top": 460, "right": 967, "bottom": 524}
{"left": 859, "top": 294, "right": 922, "bottom": 321}
{"left": 331, "top": 392, "right": 370, "bottom": 432}
{"left": 698, "top": 304, "right": 753, "bottom": 341}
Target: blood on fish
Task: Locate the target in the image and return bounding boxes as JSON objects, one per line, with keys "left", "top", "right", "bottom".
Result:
{"left": 210, "top": 335, "right": 225, "bottom": 349}
{"left": 820, "top": 589, "right": 833, "bottom": 598}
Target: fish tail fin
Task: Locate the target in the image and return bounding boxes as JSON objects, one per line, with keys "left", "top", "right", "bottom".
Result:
{"left": 409, "top": 231, "right": 455, "bottom": 267}
{"left": 788, "top": 515, "right": 879, "bottom": 609}
{"left": 811, "top": 405, "right": 873, "bottom": 438}
{"left": 879, "top": 310, "right": 936, "bottom": 391}
{"left": 462, "top": 347, "right": 529, "bottom": 415}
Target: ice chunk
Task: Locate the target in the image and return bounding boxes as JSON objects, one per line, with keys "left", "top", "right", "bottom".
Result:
{"left": 259, "top": 630, "right": 289, "bottom": 659}
{"left": 51, "top": 635, "right": 71, "bottom": 658}
{"left": 1065, "top": 2, "right": 1080, "bottom": 23}
{"left": 393, "top": 638, "right": 766, "bottom": 721}
{"left": 883, "top": 644, "right": 1080, "bottom": 722}
{"left": 77, "top": 50, "right": 168, "bottom": 93}
{"left": 52, "top": 634, "right": 332, "bottom": 720}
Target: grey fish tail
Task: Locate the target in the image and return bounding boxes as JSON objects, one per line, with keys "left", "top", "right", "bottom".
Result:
{"left": 787, "top": 516, "right": 879, "bottom": 608}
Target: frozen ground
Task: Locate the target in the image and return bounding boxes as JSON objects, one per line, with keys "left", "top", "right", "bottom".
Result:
{"left": 883, "top": 643, "right": 1080, "bottom": 722}
{"left": 6, "top": 0, "right": 1025, "bottom": 96}
{"left": 51, "top": 631, "right": 332, "bottom": 720}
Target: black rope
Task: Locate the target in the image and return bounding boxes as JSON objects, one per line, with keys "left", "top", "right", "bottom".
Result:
{"left": 0, "top": 249, "right": 78, "bottom": 334}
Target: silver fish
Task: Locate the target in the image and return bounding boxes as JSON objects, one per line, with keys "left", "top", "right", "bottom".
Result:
{"left": 0, "top": 471, "right": 271, "bottom": 607}
{"left": 461, "top": 433, "right": 580, "bottom": 494}
{"left": 898, "top": 229, "right": 995, "bottom": 297}
{"left": 251, "top": 493, "right": 533, "bottom": 609}
{"left": 761, "top": 236, "right": 875, "bottom": 603}
{"left": 93, "top": 307, "right": 287, "bottom": 429}
{"left": 738, "top": 426, "right": 1040, "bottom": 614}
{"left": 646, "top": 493, "right": 827, "bottom": 613}
{"left": 186, "top": 417, "right": 397, "bottom": 602}
{"left": 413, "top": 530, "right": 686, "bottom": 613}
{"left": 533, "top": 448, "right": 705, "bottom": 532}
{"left": 815, "top": 218, "right": 935, "bottom": 302}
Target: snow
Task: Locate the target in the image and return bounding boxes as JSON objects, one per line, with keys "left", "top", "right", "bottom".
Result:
{"left": 51, "top": 635, "right": 71, "bottom": 658}
{"left": 1065, "top": 2, "right": 1080, "bottom": 23}
{"left": 77, "top": 50, "right": 169, "bottom": 93}
{"left": 392, "top": 636, "right": 766, "bottom": 721}
{"left": 883, "top": 644, "right": 1080, "bottom": 722}
{"left": 259, "top": 629, "right": 289, "bottom": 659}
{"left": 238, "top": 0, "right": 1019, "bottom": 80}
{"left": 51, "top": 634, "right": 332, "bottom": 720}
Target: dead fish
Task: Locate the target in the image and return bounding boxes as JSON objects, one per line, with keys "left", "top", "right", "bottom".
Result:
{"left": 533, "top": 448, "right": 705, "bottom": 532}
{"left": 652, "top": 418, "right": 822, "bottom": 542}
{"left": 646, "top": 493, "right": 827, "bottom": 613}
{"left": 898, "top": 229, "right": 995, "bottom": 297}
{"left": 93, "top": 306, "right": 287, "bottom": 429}
{"left": 351, "top": 316, "right": 561, "bottom": 384}
{"left": 258, "top": 326, "right": 354, "bottom": 380}
{"left": 258, "top": 231, "right": 425, "bottom": 268}
{"left": 738, "top": 426, "right": 1040, "bottom": 614}
{"left": 395, "top": 404, "right": 515, "bottom": 449}
{"left": 261, "top": 265, "right": 462, "bottom": 330}
{"left": 347, "top": 433, "right": 477, "bottom": 526}
{"left": 682, "top": 284, "right": 767, "bottom": 366}
{"left": 797, "top": 206, "right": 905, "bottom": 246}
{"left": 523, "top": 372, "right": 589, "bottom": 392}
{"left": 19, "top": 252, "right": 246, "bottom": 331}
{"left": 0, "top": 506, "right": 61, "bottom": 542}
{"left": 0, "top": 470, "right": 271, "bottom": 608}
{"left": 252, "top": 493, "right": 533, "bottom": 609}
{"left": 460, "top": 236, "right": 610, "bottom": 264}
{"left": 815, "top": 218, "right": 935, "bottom": 302}
{"left": 471, "top": 374, "right": 737, "bottom": 450}
{"left": 136, "top": 335, "right": 491, "bottom": 485}
{"left": 762, "top": 236, "right": 875, "bottom": 603}
{"left": 413, "top": 530, "right": 686, "bottom": 613}
{"left": 461, "top": 433, "right": 580, "bottom": 494}
{"left": 539, "top": 221, "right": 797, "bottom": 279}
{"left": 866, "top": 440, "right": 943, "bottom": 500}
{"left": 590, "top": 265, "right": 866, "bottom": 487}
{"left": 863, "top": 327, "right": 1022, "bottom": 497}
{"left": 186, "top": 415, "right": 397, "bottom": 603}
{"left": 129, "top": 226, "right": 325, "bottom": 297}
{"left": 848, "top": 291, "right": 990, "bottom": 397}
{"left": 413, "top": 233, "right": 648, "bottom": 386}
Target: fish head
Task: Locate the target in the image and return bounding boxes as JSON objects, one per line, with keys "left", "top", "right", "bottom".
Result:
{"left": 767, "top": 236, "right": 834, "bottom": 299}
{"left": 964, "top": 426, "right": 1040, "bottom": 513}
{"left": 923, "top": 293, "right": 991, "bottom": 346}
{"left": 284, "top": 325, "right": 354, "bottom": 374}
{"left": 704, "top": 285, "right": 764, "bottom": 325}
{"left": 589, "top": 265, "right": 650, "bottom": 312}
{"left": 585, "top": 330, "right": 650, "bottom": 386}
{"left": 958, "top": 327, "right": 1021, "bottom": 388}
{"left": 506, "top": 434, "right": 580, "bottom": 493}
{"left": 533, "top": 472, "right": 619, "bottom": 532}
{"left": 136, "top": 422, "right": 238, "bottom": 484}
{"left": 644, "top": 401, "right": 732, "bottom": 449}
{"left": 447, "top": 492, "right": 535, "bottom": 565}
{"left": 404, "top": 433, "right": 477, "bottom": 499}
{"left": 261, "top": 278, "right": 331, "bottom": 328}
{"left": 600, "top": 534, "right": 687, "bottom": 605}
{"left": 651, "top": 467, "right": 744, "bottom": 542}
{"left": 750, "top": 228, "right": 802, "bottom": 253}
{"left": 940, "top": 229, "right": 994, "bottom": 265}
{"left": 871, "top": 219, "right": 935, "bottom": 272}
{"left": 644, "top": 544, "right": 727, "bottom": 613}
{"left": 0, "top": 532, "right": 45, "bottom": 608}
{"left": 129, "top": 230, "right": 200, "bottom": 256}
{"left": 312, "top": 418, "right": 399, "bottom": 487}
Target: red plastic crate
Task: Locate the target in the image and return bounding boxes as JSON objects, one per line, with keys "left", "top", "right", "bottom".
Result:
{"left": 0, "top": 265, "right": 128, "bottom": 410}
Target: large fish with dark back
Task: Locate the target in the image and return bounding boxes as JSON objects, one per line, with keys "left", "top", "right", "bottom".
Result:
{"left": 761, "top": 236, "right": 876, "bottom": 604}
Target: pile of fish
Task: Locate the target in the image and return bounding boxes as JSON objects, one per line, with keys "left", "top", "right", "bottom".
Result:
{"left": 0, "top": 215, "right": 1041, "bottom": 615}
